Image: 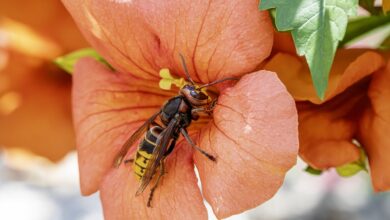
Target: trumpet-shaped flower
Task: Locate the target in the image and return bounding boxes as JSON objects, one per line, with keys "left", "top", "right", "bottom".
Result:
{"left": 0, "top": 0, "right": 86, "bottom": 161}
{"left": 266, "top": 34, "right": 390, "bottom": 191}
{"left": 63, "top": 0, "right": 299, "bottom": 218}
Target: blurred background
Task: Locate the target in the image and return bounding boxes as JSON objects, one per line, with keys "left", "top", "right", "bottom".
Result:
{"left": 2, "top": 149, "right": 390, "bottom": 220}
{"left": 0, "top": 1, "right": 389, "bottom": 220}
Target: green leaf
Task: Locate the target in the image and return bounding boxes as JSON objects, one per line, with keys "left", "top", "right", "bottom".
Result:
{"left": 336, "top": 163, "right": 365, "bottom": 177}
{"left": 54, "top": 48, "right": 112, "bottom": 74}
{"left": 359, "top": 0, "right": 374, "bottom": 12}
{"left": 340, "top": 14, "right": 390, "bottom": 47}
{"left": 260, "top": 0, "right": 358, "bottom": 99}
{"left": 336, "top": 148, "right": 368, "bottom": 177}
{"left": 305, "top": 166, "right": 323, "bottom": 175}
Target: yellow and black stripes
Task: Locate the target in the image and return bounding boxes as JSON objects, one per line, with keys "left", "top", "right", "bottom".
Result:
{"left": 133, "top": 126, "right": 162, "bottom": 180}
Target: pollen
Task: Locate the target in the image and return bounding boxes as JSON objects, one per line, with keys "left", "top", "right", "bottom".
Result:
{"left": 159, "top": 68, "right": 186, "bottom": 90}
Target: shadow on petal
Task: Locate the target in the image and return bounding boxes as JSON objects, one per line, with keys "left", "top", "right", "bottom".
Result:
{"left": 272, "top": 31, "right": 296, "bottom": 55}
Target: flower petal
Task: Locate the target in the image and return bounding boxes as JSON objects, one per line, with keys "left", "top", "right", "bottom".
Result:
{"left": 299, "top": 140, "right": 360, "bottom": 169}
{"left": 100, "top": 143, "right": 207, "bottom": 220}
{"left": 298, "top": 105, "right": 361, "bottom": 169}
{"left": 272, "top": 32, "right": 296, "bottom": 55}
{"left": 296, "top": 78, "right": 371, "bottom": 170}
{"left": 265, "top": 49, "right": 386, "bottom": 171}
{"left": 0, "top": 0, "right": 87, "bottom": 161}
{"left": 195, "top": 71, "right": 298, "bottom": 218}
{"left": 72, "top": 58, "right": 174, "bottom": 195}
{"left": 0, "top": 0, "right": 86, "bottom": 161}
{"left": 359, "top": 60, "right": 390, "bottom": 191}
{"left": 265, "top": 49, "right": 384, "bottom": 104}
{"left": 0, "top": 52, "right": 75, "bottom": 161}
{"left": 62, "top": 0, "right": 273, "bottom": 81}
{"left": 0, "top": 0, "right": 87, "bottom": 55}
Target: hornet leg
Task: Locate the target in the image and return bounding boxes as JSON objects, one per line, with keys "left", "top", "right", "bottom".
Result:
{"left": 147, "top": 161, "right": 165, "bottom": 208}
{"left": 164, "top": 135, "right": 178, "bottom": 157}
{"left": 208, "top": 98, "right": 218, "bottom": 111}
{"left": 191, "top": 98, "right": 218, "bottom": 116}
{"left": 180, "top": 128, "right": 216, "bottom": 162}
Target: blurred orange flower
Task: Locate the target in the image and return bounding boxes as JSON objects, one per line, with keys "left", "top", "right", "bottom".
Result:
{"left": 0, "top": 0, "right": 86, "bottom": 161}
{"left": 63, "top": 0, "right": 299, "bottom": 219}
{"left": 266, "top": 34, "right": 390, "bottom": 192}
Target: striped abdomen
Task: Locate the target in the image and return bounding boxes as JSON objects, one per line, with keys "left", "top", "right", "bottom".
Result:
{"left": 133, "top": 126, "right": 162, "bottom": 180}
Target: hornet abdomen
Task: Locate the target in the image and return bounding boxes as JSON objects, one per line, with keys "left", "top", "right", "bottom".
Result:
{"left": 133, "top": 126, "right": 163, "bottom": 180}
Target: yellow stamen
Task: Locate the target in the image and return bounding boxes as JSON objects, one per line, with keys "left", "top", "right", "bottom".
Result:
{"left": 159, "top": 68, "right": 187, "bottom": 90}
{"left": 159, "top": 68, "right": 210, "bottom": 98}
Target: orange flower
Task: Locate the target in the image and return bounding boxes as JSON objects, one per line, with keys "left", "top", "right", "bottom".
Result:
{"left": 0, "top": 0, "right": 87, "bottom": 161}
{"left": 63, "top": 0, "right": 299, "bottom": 218}
{"left": 359, "top": 60, "right": 390, "bottom": 191}
{"left": 265, "top": 35, "right": 390, "bottom": 191}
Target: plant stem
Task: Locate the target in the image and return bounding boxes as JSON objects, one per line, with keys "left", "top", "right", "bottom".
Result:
{"left": 340, "top": 13, "right": 390, "bottom": 47}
